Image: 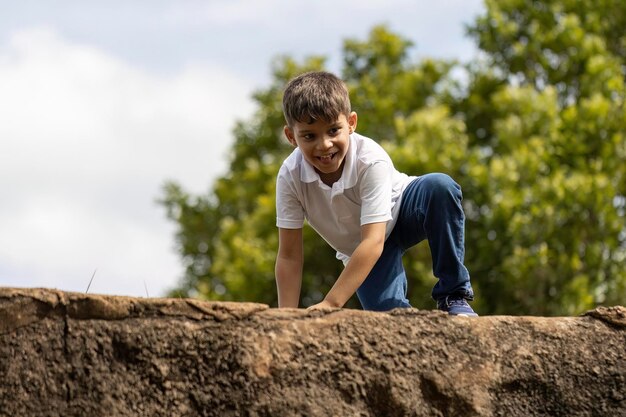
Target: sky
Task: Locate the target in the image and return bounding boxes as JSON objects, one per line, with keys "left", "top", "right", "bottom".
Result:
{"left": 0, "top": 0, "right": 485, "bottom": 298}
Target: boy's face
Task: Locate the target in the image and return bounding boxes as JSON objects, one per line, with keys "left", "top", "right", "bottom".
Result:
{"left": 284, "top": 112, "right": 358, "bottom": 181}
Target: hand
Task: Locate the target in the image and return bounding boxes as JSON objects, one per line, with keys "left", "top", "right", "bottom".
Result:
{"left": 306, "top": 299, "right": 337, "bottom": 312}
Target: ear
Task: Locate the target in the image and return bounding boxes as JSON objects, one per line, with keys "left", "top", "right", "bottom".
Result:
{"left": 284, "top": 125, "right": 297, "bottom": 147}
{"left": 348, "top": 111, "right": 358, "bottom": 134}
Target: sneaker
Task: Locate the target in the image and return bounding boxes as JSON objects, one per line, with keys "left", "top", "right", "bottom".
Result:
{"left": 437, "top": 296, "right": 478, "bottom": 317}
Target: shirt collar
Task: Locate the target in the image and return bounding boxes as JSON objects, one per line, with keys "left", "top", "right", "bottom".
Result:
{"left": 300, "top": 151, "right": 319, "bottom": 183}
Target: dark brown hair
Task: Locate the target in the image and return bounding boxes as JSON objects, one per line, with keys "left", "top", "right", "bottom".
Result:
{"left": 282, "top": 71, "right": 351, "bottom": 127}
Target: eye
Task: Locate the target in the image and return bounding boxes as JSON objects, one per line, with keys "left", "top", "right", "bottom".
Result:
{"left": 303, "top": 133, "right": 315, "bottom": 141}
{"left": 329, "top": 127, "right": 340, "bottom": 136}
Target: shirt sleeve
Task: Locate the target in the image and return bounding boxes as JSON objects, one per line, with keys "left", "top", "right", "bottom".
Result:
{"left": 276, "top": 166, "right": 305, "bottom": 229}
{"left": 359, "top": 161, "right": 393, "bottom": 225}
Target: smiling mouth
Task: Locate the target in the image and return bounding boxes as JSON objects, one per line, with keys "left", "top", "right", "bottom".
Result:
{"left": 317, "top": 152, "right": 337, "bottom": 162}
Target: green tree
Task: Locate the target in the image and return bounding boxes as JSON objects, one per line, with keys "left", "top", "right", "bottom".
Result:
{"left": 457, "top": 0, "right": 626, "bottom": 314}
{"left": 161, "top": 2, "right": 626, "bottom": 315}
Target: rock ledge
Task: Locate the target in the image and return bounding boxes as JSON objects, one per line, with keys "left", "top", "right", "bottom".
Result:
{"left": 1, "top": 288, "right": 624, "bottom": 417}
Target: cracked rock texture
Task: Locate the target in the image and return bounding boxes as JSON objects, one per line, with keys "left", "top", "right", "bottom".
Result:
{"left": 0, "top": 288, "right": 625, "bottom": 417}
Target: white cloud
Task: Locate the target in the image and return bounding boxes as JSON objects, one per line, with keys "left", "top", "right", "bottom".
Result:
{"left": 0, "top": 28, "right": 254, "bottom": 296}
{"left": 193, "top": 0, "right": 417, "bottom": 25}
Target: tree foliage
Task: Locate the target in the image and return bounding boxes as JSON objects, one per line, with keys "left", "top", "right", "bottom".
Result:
{"left": 160, "top": 1, "right": 626, "bottom": 315}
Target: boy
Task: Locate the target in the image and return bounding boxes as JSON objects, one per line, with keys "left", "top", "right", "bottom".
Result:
{"left": 275, "top": 71, "right": 476, "bottom": 316}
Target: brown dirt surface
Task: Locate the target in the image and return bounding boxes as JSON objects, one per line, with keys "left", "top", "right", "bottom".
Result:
{"left": 0, "top": 287, "right": 624, "bottom": 416}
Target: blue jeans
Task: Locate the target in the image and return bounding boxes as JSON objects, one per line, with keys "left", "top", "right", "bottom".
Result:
{"left": 356, "top": 173, "right": 474, "bottom": 311}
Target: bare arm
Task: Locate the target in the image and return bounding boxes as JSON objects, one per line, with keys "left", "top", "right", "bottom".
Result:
{"left": 312, "top": 222, "right": 386, "bottom": 309}
{"left": 275, "top": 227, "right": 304, "bottom": 308}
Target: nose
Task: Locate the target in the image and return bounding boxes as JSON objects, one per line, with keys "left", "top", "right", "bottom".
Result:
{"left": 317, "top": 136, "right": 333, "bottom": 151}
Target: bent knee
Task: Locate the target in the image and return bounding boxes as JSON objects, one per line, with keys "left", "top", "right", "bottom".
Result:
{"left": 421, "top": 173, "right": 461, "bottom": 196}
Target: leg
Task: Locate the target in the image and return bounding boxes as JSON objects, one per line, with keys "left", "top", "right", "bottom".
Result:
{"left": 356, "top": 238, "right": 412, "bottom": 311}
{"left": 395, "top": 173, "right": 474, "bottom": 301}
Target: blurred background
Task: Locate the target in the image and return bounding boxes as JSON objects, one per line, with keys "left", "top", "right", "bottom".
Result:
{"left": 0, "top": 1, "right": 483, "bottom": 297}
{"left": 1, "top": 0, "right": 624, "bottom": 315}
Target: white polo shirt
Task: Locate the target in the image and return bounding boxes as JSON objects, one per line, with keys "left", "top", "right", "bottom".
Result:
{"left": 276, "top": 133, "right": 415, "bottom": 263}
